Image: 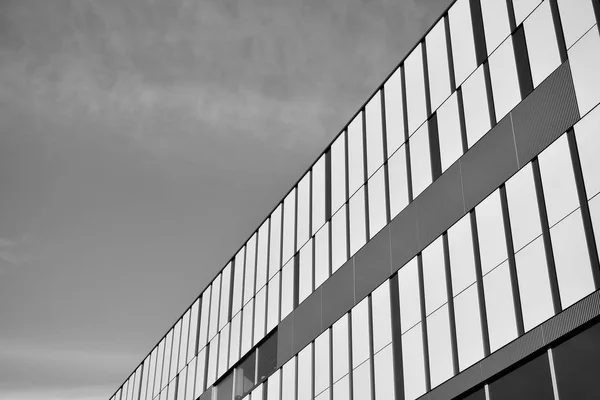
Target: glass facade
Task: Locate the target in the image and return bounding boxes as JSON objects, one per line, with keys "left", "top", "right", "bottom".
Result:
{"left": 110, "top": 1, "right": 600, "bottom": 399}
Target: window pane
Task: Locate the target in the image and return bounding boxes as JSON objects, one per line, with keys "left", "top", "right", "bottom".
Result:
{"left": 372, "top": 281, "right": 393, "bottom": 353}
{"left": 481, "top": 0, "right": 511, "bottom": 55}
{"left": 316, "top": 388, "right": 330, "bottom": 400}
{"left": 315, "top": 329, "right": 331, "bottom": 395}
{"left": 254, "top": 286, "right": 267, "bottom": 345}
{"left": 219, "top": 264, "right": 232, "bottom": 330}
{"left": 349, "top": 187, "right": 367, "bottom": 257}
{"left": 538, "top": 135, "right": 579, "bottom": 227}
{"left": 256, "top": 333, "right": 278, "bottom": 382}
{"left": 269, "top": 205, "right": 282, "bottom": 279}
{"left": 148, "top": 349, "right": 158, "bottom": 398}
{"left": 206, "top": 336, "right": 218, "bottom": 387}
{"left": 524, "top": 1, "right": 562, "bottom": 88}
{"left": 454, "top": 284, "right": 484, "bottom": 370}
{"left": 438, "top": 93, "right": 463, "bottom": 172}
{"left": 282, "top": 188, "right": 296, "bottom": 265}
{"left": 170, "top": 322, "right": 181, "bottom": 379}
{"left": 366, "top": 92, "right": 385, "bottom": 177}
{"left": 298, "top": 344, "right": 313, "bottom": 400}
{"left": 515, "top": 237, "right": 555, "bottom": 331}
{"left": 177, "top": 371, "right": 186, "bottom": 400}
{"left": 199, "top": 288, "right": 211, "bottom": 350}
{"left": 217, "top": 323, "right": 230, "bottom": 376}
{"left": 384, "top": 68, "right": 406, "bottom": 156}
{"left": 195, "top": 349, "right": 206, "bottom": 396}
{"left": 163, "top": 331, "right": 173, "bottom": 388}
{"left": 409, "top": 122, "right": 432, "bottom": 199}
{"left": 232, "top": 248, "right": 245, "bottom": 316}
{"left": 449, "top": 0, "right": 478, "bottom": 86}
{"left": 241, "top": 300, "right": 254, "bottom": 356}
{"left": 282, "top": 358, "right": 296, "bottom": 400}
{"left": 332, "top": 205, "right": 348, "bottom": 274}
{"left": 180, "top": 312, "right": 190, "bottom": 371}
{"left": 506, "top": 164, "right": 542, "bottom": 251}
{"left": 333, "top": 375, "right": 350, "bottom": 400}
{"left": 281, "top": 259, "right": 294, "bottom": 321}
{"left": 235, "top": 352, "right": 256, "bottom": 397}
{"left": 313, "top": 155, "right": 327, "bottom": 235}
{"left": 209, "top": 276, "right": 221, "bottom": 340}
{"left": 352, "top": 359, "right": 372, "bottom": 400}
{"left": 427, "top": 304, "right": 454, "bottom": 388}
{"left": 489, "top": 353, "right": 554, "bottom": 399}
{"left": 351, "top": 297, "right": 370, "bottom": 368}
{"left": 484, "top": 261, "right": 518, "bottom": 352}
{"left": 315, "top": 222, "right": 330, "bottom": 289}
{"left": 297, "top": 172, "right": 311, "bottom": 249}
{"left": 154, "top": 341, "right": 165, "bottom": 396}
{"left": 463, "top": 66, "right": 491, "bottom": 148}
{"left": 426, "top": 18, "right": 452, "bottom": 112}
{"left": 256, "top": 221, "right": 269, "bottom": 292}
{"left": 388, "top": 144, "right": 410, "bottom": 218}
{"left": 267, "top": 369, "right": 281, "bottom": 400}
{"left": 332, "top": 133, "right": 347, "bottom": 214}
{"left": 333, "top": 314, "right": 350, "bottom": 382}
{"left": 569, "top": 27, "right": 600, "bottom": 115}
{"left": 476, "top": 190, "right": 508, "bottom": 274}
{"left": 557, "top": 0, "right": 597, "bottom": 48}
{"left": 186, "top": 357, "right": 196, "bottom": 400}
{"left": 423, "top": 237, "right": 448, "bottom": 315}
{"left": 348, "top": 113, "right": 366, "bottom": 197}
{"left": 374, "top": 345, "right": 395, "bottom": 400}
{"left": 267, "top": 272, "right": 280, "bottom": 332}
{"left": 402, "top": 324, "right": 427, "bottom": 400}
{"left": 298, "top": 239, "right": 313, "bottom": 304}
{"left": 230, "top": 312, "right": 241, "bottom": 367}
{"left": 398, "top": 258, "right": 421, "bottom": 333}
{"left": 405, "top": 44, "right": 428, "bottom": 134}
{"left": 448, "top": 214, "right": 477, "bottom": 295}
{"left": 551, "top": 209, "right": 595, "bottom": 308}
{"left": 141, "top": 356, "right": 150, "bottom": 400}
{"left": 488, "top": 37, "right": 521, "bottom": 121}
{"left": 575, "top": 104, "right": 600, "bottom": 199}
{"left": 250, "top": 384, "right": 263, "bottom": 400}
{"left": 513, "top": 0, "right": 541, "bottom": 26}
{"left": 245, "top": 234, "right": 257, "bottom": 303}
{"left": 591, "top": 194, "right": 600, "bottom": 256}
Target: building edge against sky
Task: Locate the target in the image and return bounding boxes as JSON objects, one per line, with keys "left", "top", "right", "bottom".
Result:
{"left": 110, "top": 0, "right": 600, "bottom": 399}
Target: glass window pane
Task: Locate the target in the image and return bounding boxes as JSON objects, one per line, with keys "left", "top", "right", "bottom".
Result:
{"left": 313, "top": 155, "right": 327, "bottom": 235}
{"left": 267, "top": 369, "right": 281, "bottom": 400}
{"left": 283, "top": 189, "right": 296, "bottom": 265}
{"left": 163, "top": 331, "right": 173, "bottom": 388}
{"left": 241, "top": 300, "right": 254, "bottom": 356}
{"left": 402, "top": 324, "right": 427, "bottom": 400}
{"left": 557, "top": 0, "right": 597, "bottom": 48}
{"left": 484, "top": 261, "right": 518, "bottom": 352}
{"left": 281, "top": 259, "right": 294, "bottom": 320}
{"left": 230, "top": 312, "right": 241, "bottom": 367}
{"left": 423, "top": 237, "right": 448, "bottom": 315}
{"left": 186, "top": 357, "right": 196, "bottom": 400}
{"left": 489, "top": 353, "right": 555, "bottom": 399}
{"left": 569, "top": 27, "right": 600, "bottom": 115}
{"left": 488, "top": 37, "right": 521, "bottom": 121}
{"left": 177, "top": 370, "right": 186, "bottom": 400}
{"left": 332, "top": 133, "right": 347, "bottom": 214}
{"left": 333, "top": 375, "right": 350, "bottom": 400}
{"left": 374, "top": 345, "right": 395, "bottom": 400}
{"left": 315, "top": 329, "right": 331, "bottom": 395}
{"left": 405, "top": 44, "right": 428, "bottom": 135}
{"left": 170, "top": 322, "right": 181, "bottom": 379}
{"left": 575, "top": 105, "right": 600, "bottom": 199}
{"left": 427, "top": 304, "right": 454, "bottom": 388}
{"left": 463, "top": 66, "right": 491, "bottom": 148}
{"left": 167, "top": 381, "right": 176, "bottom": 400}
{"left": 438, "top": 93, "right": 463, "bottom": 172}
{"left": 195, "top": 349, "right": 206, "bottom": 396}
{"left": 154, "top": 341, "right": 165, "bottom": 396}
{"left": 388, "top": 144, "right": 409, "bottom": 218}
{"left": 409, "top": 122, "right": 432, "bottom": 199}
{"left": 315, "top": 222, "right": 330, "bottom": 289}
{"left": 299, "top": 239, "right": 313, "bottom": 304}
{"left": 333, "top": 314, "right": 350, "bottom": 382}
{"left": 551, "top": 209, "right": 595, "bottom": 308}
{"left": 232, "top": 248, "right": 245, "bottom": 316}
{"left": 481, "top": 0, "right": 511, "bottom": 55}
{"left": 297, "top": 172, "right": 311, "bottom": 249}
{"left": 366, "top": 92, "right": 385, "bottom": 177}
{"left": 180, "top": 312, "right": 190, "bottom": 372}
{"left": 316, "top": 388, "right": 330, "bottom": 400}
{"left": 332, "top": 205, "right": 348, "bottom": 274}
{"left": 235, "top": 352, "right": 256, "bottom": 397}
{"left": 348, "top": 113, "right": 366, "bottom": 197}
{"left": 349, "top": 187, "right": 367, "bottom": 257}
{"left": 427, "top": 18, "right": 452, "bottom": 112}
{"left": 515, "top": 237, "right": 555, "bottom": 331}
{"left": 372, "top": 281, "right": 393, "bottom": 353}
{"left": 513, "top": 0, "right": 542, "bottom": 26}
{"left": 454, "top": 284, "right": 485, "bottom": 371}
{"left": 254, "top": 286, "right": 267, "bottom": 345}
{"left": 217, "top": 323, "right": 230, "bottom": 376}
{"left": 219, "top": 264, "right": 232, "bottom": 330}
{"left": 199, "top": 288, "right": 211, "bottom": 350}
{"left": 282, "top": 358, "right": 296, "bottom": 400}
{"left": 206, "top": 336, "right": 218, "bottom": 387}
{"left": 256, "top": 221, "right": 269, "bottom": 292}
{"left": 267, "top": 272, "right": 280, "bottom": 332}
{"left": 398, "top": 258, "right": 421, "bottom": 333}
{"left": 250, "top": 384, "right": 263, "bottom": 400}
{"left": 476, "top": 190, "right": 508, "bottom": 274}
{"left": 524, "top": 1, "right": 562, "bottom": 88}
{"left": 188, "top": 300, "right": 199, "bottom": 363}
{"left": 506, "top": 164, "right": 542, "bottom": 251}
{"left": 538, "top": 135, "right": 579, "bottom": 226}
{"left": 449, "top": 0, "right": 478, "bottom": 86}
{"left": 257, "top": 333, "right": 277, "bottom": 381}
{"left": 448, "top": 214, "right": 477, "bottom": 295}
{"left": 351, "top": 297, "right": 370, "bottom": 368}
{"left": 245, "top": 234, "right": 257, "bottom": 304}
{"left": 352, "top": 359, "right": 372, "bottom": 400}
{"left": 148, "top": 349, "right": 158, "bottom": 398}
{"left": 209, "top": 276, "right": 221, "bottom": 340}
{"left": 367, "top": 168, "right": 387, "bottom": 240}
{"left": 591, "top": 195, "right": 600, "bottom": 256}
{"left": 298, "top": 344, "right": 313, "bottom": 400}
{"left": 384, "top": 68, "right": 406, "bottom": 156}
{"left": 269, "top": 205, "right": 282, "bottom": 279}
{"left": 141, "top": 357, "right": 150, "bottom": 400}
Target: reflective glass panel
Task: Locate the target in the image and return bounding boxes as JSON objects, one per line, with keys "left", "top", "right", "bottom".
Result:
{"left": 557, "top": 0, "right": 597, "bottom": 48}
{"left": 448, "top": 214, "right": 477, "bottom": 295}
{"left": 298, "top": 239, "right": 313, "bottom": 304}
{"left": 348, "top": 113, "right": 366, "bottom": 197}
{"left": 333, "top": 314, "right": 350, "bottom": 382}
{"left": 481, "top": 0, "right": 511, "bottom": 55}
{"left": 349, "top": 187, "right": 367, "bottom": 257}
{"left": 426, "top": 18, "right": 451, "bottom": 112}
{"left": 366, "top": 92, "right": 385, "bottom": 177}
{"left": 281, "top": 259, "right": 294, "bottom": 321}
{"left": 217, "top": 323, "right": 230, "bottom": 376}
{"left": 282, "top": 189, "right": 296, "bottom": 265}
{"left": 409, "top": 122, "right": 432, "bottom": 199}
{"left": 219, "top": 264, "right": 232, "bottom": 330}
{"left": 427, "top": 304, "right": 454, "bottom": 388}
{"left": 476, "top": 190, "right": 508, "bottom": 274}
{"left": 267, "top": 369, "right": 280, "bottom": 400}
{"left": 352, "top": 359, "right": 372, "bottom": 400}
{"left": 569, "top": 27, "right": 600, "bottom": 116}
{"left": 575, "top": 104, "right": 600, "bottom": 199}
{"left": 484, "top": 261, "right": 518, "bottom": 352}
{"left": 298, "top": 344, "right": 313, "bottom": 400}
{"left": 230, "top": 312, "right": 241, "bottom": 367}
{"left": 199, "top": 288, "right": 211, "bottom": 349}
{"left": 524, "top": 1, "right": 562, "bottom": 88}
{"left": 206, "top": 336, "right": 218, "bottom": 387}
{"left": 332, "top": 133, "right": 347, "bottom": 214}
{"left": 170, "top": 322, "right": 181, "bottom": 380}
{"left": 388, "top": 144, "right": 410, "bottom": 218}
{"left": 333, "top": 375, "right": 350, "bottom": 400}
{"left": 257, "top": 332, "right": 278, "bottom": 381}
{"left": 282, "top": 358, "right": 296, "bottom": 400}
{"left": 332, "top": 205, "right": 348, "bottom": 274}
{"left": 449, "top": 0, "right": 478, "bottom": 85}
{"left": 423, "top": 236, "right": 448, "bottom": 315}
{"left": 402, "top": 324, "right": 427, "bottom": 400}
{"left": 405, "top": 43, "right": 428, "bottom": 134}
{"left": 398, "top": 258, "right": 421, "bottom": 333}
{"left": 245, "top": 234, "right": 257, "bottom": 304}
{"left": 372, "top": 281, "right": 393, "bottom": 353}
{"left": 315, "top": 222, "right": 330, "bottom": 289}
{"left": 298, "top": 172, "right": 311, "bottom": 249}
{"left": 506, "top": 164, "right": 542, "bottom": 251}
{"left": 186, "top": 358, "right": 196, "bottom": 400}
{"left": 163, "top": 331, "right": 173, "bottom": 388}
{"left": 269, "top": 205, "right": 282, "bottom": 279}
{"left": 256, "top": 221, "right": 269, "bottom": 292}
{"left": 232, "top": 248, "right": 245, "bottom": 316}
{"left": 313, "top": 155, "right": 327, "bottom": 235}
{"left": 454, "top": 284, "right": 484, "bottom": 370}
{"left": 180, "top": 311, "right": 190, "bottom": 371}
{"left": 351, "top": 297, "right": 370, "bottom": 368}
{"left": 254, "top": 286, "right": 267, "bottom": 345}
{"left": 265, "top": 271, "right": 280, "bottom": 330}
{"left": 368, "top": 166, "right": 387, "bottom": 238}
{"left": 438, "top": 93, "right": 463, "bottom": 172}
{"left": 208, "top": 276, "right": 221, "bottom": 340}
{"left": 374, "top": 345, "right": 395, "bottom": 400}
{"left": 235, "top": 352, "right": 256, "bottom": 397}
{"left": 241, "top": 300, "right": 254, "bottom": 356}
{"left": 195, "top": 349, "right": 206, "bottom": 396}
{"left": 315, "top": 329, "right": 331, "bottom": 395}
{"left": 488, "top": 37, "right": 521, "bottom": 121}
{"left": 462, "top": 66, "right": 491, "bottom": 148}
{"left": 513, "top": 0, "right": 542, "bottom": 26}
{"left": 384, "top": 68, "right": 406, "bottom": 156}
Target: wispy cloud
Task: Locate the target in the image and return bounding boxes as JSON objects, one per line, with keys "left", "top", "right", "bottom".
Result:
{"left": 0, "top": 236, "right": 31, "bottom": 268}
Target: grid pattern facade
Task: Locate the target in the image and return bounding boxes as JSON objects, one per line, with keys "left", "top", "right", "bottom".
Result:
{"left": 110, "top": 0, "right": 600, "bottom": 399}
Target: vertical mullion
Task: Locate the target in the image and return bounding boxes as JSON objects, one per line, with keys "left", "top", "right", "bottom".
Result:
{"left": 513, "top": 26, "right": 534, "bottom": 99}
{"left": 428, "top": 113, "right": 442, "bottom": 181}
{"left": 470, "top": 211, "right": 491, "bottom": 357}
{"left": 422, "top": 40, "right": 432, "bottom": 117}
{"left": 548, "top": 0, "right": 568, "bottom": 62}
{"left": 499, "top": 185, "right": 525, "bottom": 336}
{"left": 457, "top": 88, "right": 469, "bottom": 154}
{"left": 470, "top": 0, "right": 488, "bottom": 65}
{"left": 400, "top": 65, "right": 413, "bottom": 204}
{"left": 293, "top": 255, "right": 300, "bottom": 309}
{"left": 389, "top": 274, "right": 405, "bottom": 400}
{"left": 367, "top": 296, "right": 376, "bottom": 400}
{"left": 362, "top": 110, "right": 371, "bottom": 241}
{"left": 506, "top": 0, "right": 517, "bottom": 32}
{"left": 329, "top": 328, "right": 334, "bottom": 400}
{"left": 444, "top": 15, "right": 457, "bottom": 93}
{"left": 380, "top": 90, "right": 392, "bottom": 225}
{"left": 344, "top": 130, "right": 351, "bottom": 261}
{"left": 196, "top": 297, "right": 202, "bottom": 360}
{"left": 483, "top": 61, "right": 497, "bottom": 126}
{"left": 442, "top": 234, "right": 459, "bottom": 376}
{"left": 417, "top": 255, "right": 431, "bottom": 392}
{"left": 325, "top": 150, "right": 332, "bottom": 221}
{"left": 347, "top": 312, "right": 354, "bottom": 400}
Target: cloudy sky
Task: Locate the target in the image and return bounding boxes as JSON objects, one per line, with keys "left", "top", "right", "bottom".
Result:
{"left": 0, "top": 0, "right": 450, "bottom": 398}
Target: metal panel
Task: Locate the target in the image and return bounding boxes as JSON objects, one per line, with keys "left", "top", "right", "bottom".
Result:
{"left": 321, "top": 259, "right": 355, "bottom": 329}
{"left": 390, "top": 202, "right": 420, "bottom": 272}
{"left": 426, "top": 363, "right": 483, "bottom": 400}
{"left": 542, "top": 289, "right": 600, "bottom": 344}
{"left": 292, "top": 287, "right": 323, "bottom": 355}
{"left": 276, "top": 313, "right": 294, "bottom": 369}
{"left": 354, "top": 226, "right": 392, "bottom": 302}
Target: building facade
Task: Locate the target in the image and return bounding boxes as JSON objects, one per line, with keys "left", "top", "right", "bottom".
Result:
{"left": 110, "top": 0, "right": 600, "bottom": 399}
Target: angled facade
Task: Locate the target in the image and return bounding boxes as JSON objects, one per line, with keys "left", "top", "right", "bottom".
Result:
{"left": 110, "top": 0, "right": 600, "bottom": 399}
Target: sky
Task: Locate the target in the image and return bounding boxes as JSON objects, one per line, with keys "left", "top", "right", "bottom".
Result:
{"left": 0, "top": 0, "right": 450, "bottom": 398}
